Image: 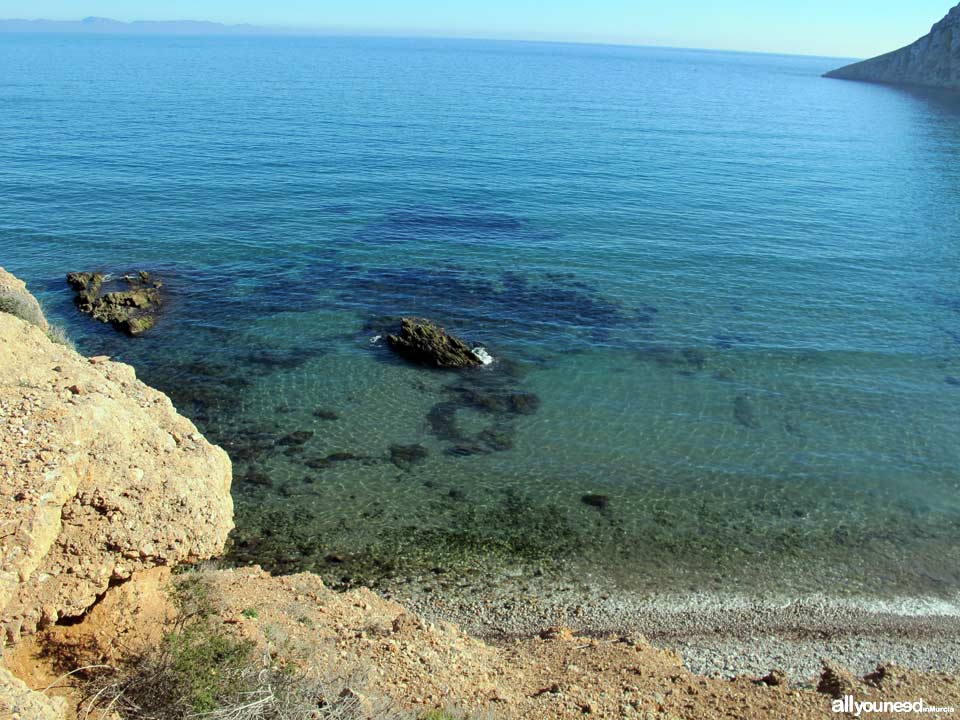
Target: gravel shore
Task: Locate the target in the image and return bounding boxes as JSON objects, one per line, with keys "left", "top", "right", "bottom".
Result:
{"left": 390, "top": 573, "right": 960, "bottom": 683}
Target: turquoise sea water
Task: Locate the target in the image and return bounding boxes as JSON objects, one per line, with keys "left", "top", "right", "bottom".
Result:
{"left": 2, "top": 35, "right": 960, "bottom": 597}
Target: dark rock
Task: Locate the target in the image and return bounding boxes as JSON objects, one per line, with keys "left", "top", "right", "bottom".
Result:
{"left": 446, "top": 443, "right": 491, "bottom": 457}
{"left": 242, "top": 470, "right": 272, "bottom": 487}
{"left": 327, "top": 452, "right": 360, "bottom": 462}
{"left": 581, "top": 494, "right": 610, "bottom": 511}
{"left": 447, "top": 379, "right": 540, "bottom": 417}
{"left": 386, "top": 317, "right": 482, "bottom": 369}
{"left": 507, "top": 392, "right": 540, "bottom": 415}
{"left": 305, "top": 452, "right": 363, "bottom": 469}
{"left": 759, "top": 669, "right": 788, "bottom": 687}
{"left": 478, "top": 427, "right": 514, "bottom": 452}
{"left": 65, "top": 270, "right": 162, "bottom": 336}
{"left": 682, "top": 348, "right": 707, "bottom": 370}
{"left": 277, "top": 430, "right": 314, "bottom": 446}
{"left": 313, "top": 408, "right": 340, "bottom": 420}
{"left": 448, "top": 488, "right": 466, "bottom": 501}
{"left": 389, "top": 443, "right": 430, "bottom": 470}
{"left": 453, "top": 386, "right": 509, "bottom": 413}
{"left": 637, "top": 345, "right": 681, "bottom": 367}
{"left": 817, "top": 662, "right": 856, "bottom": 699}
{"left": 426, "top": 402, "right": 464, "bottom": 443}
{"left": 66, "top": 271, "right": 103, "bottom": 312}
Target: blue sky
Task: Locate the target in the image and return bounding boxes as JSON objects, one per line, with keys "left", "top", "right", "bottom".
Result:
{"left": 0, "top": 0, "right": 953, "bottom": 57}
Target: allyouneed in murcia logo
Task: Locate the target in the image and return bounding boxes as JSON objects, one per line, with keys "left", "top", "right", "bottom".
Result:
{"left": 832, "top": 695, "right": 956, "bottom": 716}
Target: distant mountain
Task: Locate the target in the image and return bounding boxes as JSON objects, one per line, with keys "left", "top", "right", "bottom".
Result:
{"left": 825, "top": 3, "right": 960, "bottom": 90}
{"left": 0, "top": 16, "right": 277, "bottom": 35}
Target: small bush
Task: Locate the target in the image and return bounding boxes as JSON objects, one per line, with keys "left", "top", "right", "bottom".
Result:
{"left": 79, "top": 576, "right": 393, "bottom": 720}
{"left": 0, "top": 292, "right": 44, "bottom": 328}
{"left": 46, "top": 324, "right": 76, "bottom": 351}
{"left": 419, "top": 711, "right": 483, "bottom": 720}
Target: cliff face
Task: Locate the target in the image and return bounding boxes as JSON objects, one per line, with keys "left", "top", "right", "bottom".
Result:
{"left": 0, "top": 268, "right": 233, "bottom": 643}
{"left": 825, "top": 3, "right": 960, "bottom": 89}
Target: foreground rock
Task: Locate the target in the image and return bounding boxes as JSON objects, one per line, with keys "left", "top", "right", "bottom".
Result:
{"left": 386, "top": 317, "right": 484, "bottom": 368}
{"left": 0, "top": 304, "right": 233, "bottom": 642}
{"left": 66, "top": 270, "right": 162, "bottom": 335}
{"left": 825, "top": 3, "right": 960, "bottom": 90}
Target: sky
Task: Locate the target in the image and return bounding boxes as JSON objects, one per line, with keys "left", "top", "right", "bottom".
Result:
{"left": 0, "top": 0, "right": 954, "bottom": 58}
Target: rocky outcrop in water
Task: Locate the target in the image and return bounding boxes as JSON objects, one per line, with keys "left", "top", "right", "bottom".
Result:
{"left": 0, "top": 287, "right": 232, "bottom": 643}
{"left": 825, "top": 3, "right": 960, "bottom": 89}
{"left": 66, "top": 270, "right": 163, "bottom": 335}
{"left": 386, "top": 317, "right": 483, "bottom": 368}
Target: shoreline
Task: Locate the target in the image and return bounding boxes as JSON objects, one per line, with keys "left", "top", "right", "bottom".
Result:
{"left": 389, "top": 574, "right": 960, "bottom": 682}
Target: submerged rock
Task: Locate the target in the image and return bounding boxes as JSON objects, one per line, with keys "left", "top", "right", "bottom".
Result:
{"left": 277, "top": 430, "right": 314, "bottom": 447}
{"left": 733, "top": 395, "right": 759, "bottom": 429}
{"left": 478, "top": 427, "right": 514, "bottom": 452}
{"left": 389, "top": 443, "right": 430, "bottom": 470}
{"left": 581, "top": 494, "right": 610, "bottom": 511}
{"left": 304, "top": 452, "right": 366, "bottom": 470}
{"left": 66, "top": 270, "right": 162, "bottom": 336}
{"left": 386, "top": 317, "right": 483, "bottom": 369}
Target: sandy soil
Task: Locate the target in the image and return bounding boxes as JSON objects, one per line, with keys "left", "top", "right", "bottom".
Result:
{"left": 11, "top": 566, "right": 959, "bottom": 720}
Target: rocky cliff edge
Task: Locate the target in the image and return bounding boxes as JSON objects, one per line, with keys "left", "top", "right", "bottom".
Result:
{"left": 825, "top": 3, "right": 960, "bottom": 90}
{"left": 0, "top": 266, "right": 233, "bottom": 640}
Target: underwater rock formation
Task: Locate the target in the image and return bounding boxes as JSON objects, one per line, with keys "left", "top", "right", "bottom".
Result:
{"left": 386, "top": 317, "right": 483, "bottom": 369}
{"left": 66, "top": 270, "right": 163, "bottom": 335}
{"left": 825, "top": 3, "right": 960, "bottom": 90}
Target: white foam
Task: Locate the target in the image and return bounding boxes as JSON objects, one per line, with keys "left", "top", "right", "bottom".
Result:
{"left": 369, "top": 335, "right": 382, "bottom": 344}
{"left": 472, "top": 346, "right": 494, "bottom": 365}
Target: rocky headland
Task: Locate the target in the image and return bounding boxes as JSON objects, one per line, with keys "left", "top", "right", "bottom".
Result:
{"left": 2, "top": 268, "right": 959, "bottom": 719}
{"left": 825, "top": 3, "right": 960, "bottom": 89}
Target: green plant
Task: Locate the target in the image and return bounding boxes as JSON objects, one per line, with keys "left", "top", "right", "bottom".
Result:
{"left": 78, "top": 575, "right": 396, "bottom": 720}
{"left": 45, "top": 324, "right": 76, "bottom": 351}
{"left": 242, "top": 607, "right": 259, "bottom": 619}
{"left": 419, "top": 711, "right": 474, "bottom": 720}
{"left": 0, "top": 292, "right": 44, "bottom": 328}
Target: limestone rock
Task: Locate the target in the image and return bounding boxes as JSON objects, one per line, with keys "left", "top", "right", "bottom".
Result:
{"left": 0, "top": 664, "right": 67, "bottom": 720}
{"left": 0, "top": 298, "right": 232, "bottom": 641}
{"left": 825, "top": 3, "right": 960, "bottom": 89}
{"left": 386, "top": 317, "right": 482, "bottom": 369}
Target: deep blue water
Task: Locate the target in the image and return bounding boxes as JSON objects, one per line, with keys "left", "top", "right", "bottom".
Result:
{"left": 2, "top": 34, "right": 960, "bottom": 596}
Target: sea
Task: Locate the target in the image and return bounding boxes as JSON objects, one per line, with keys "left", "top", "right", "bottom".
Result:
{"left": 2, "top": 33, "right": 959, "bottom": 601}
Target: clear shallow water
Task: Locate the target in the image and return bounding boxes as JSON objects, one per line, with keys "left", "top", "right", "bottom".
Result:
{"left": 2, "top": 35, "right": 960, "bottom": 597}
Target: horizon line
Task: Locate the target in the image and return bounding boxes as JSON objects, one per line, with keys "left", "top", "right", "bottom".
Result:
{"left": 0, "top": 17, "right": 863, "bottom": 62}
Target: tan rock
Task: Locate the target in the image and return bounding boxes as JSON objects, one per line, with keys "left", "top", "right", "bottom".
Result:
{"left": 0, "top": 663, "right": 66, "bottom": 720}
{"left": 0, "top": 306, "right": 233, "bottom": 642}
